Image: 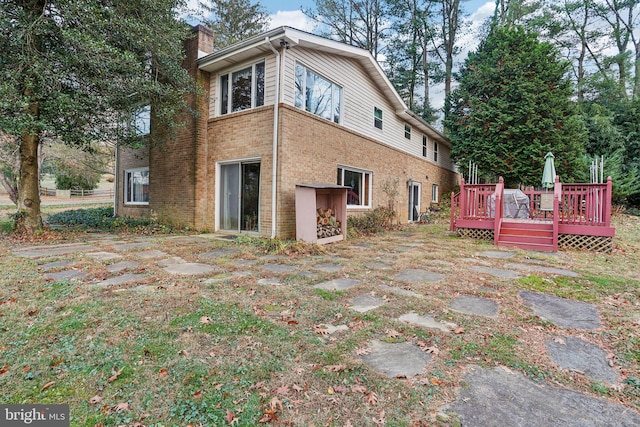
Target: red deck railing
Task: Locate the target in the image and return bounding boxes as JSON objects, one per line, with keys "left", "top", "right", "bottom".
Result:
{"left": 451, "top": 176, "right": 614, "bottom": 236}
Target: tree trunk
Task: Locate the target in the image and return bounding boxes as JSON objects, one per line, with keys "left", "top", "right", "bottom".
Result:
{"left": 0, "top": 174, "right": 18, "bottom": 205}
{"left": 18, "top": 98, "right": 43, "bottom": 232}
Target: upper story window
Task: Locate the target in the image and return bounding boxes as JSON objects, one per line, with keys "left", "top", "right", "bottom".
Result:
{"left": 422, "top": 135, "right": 428, "bottom": 157}
{"left": 337, "top": 166, "right": 371, "bottom": 208}
{"left": 133, "top": 105, "right": 150, "bottom": 136}
{"left": 295, "top": 63, "right": 342, "bottom": 123}
{"left": 433, "top": 141, "right": 439, "bottom": 162}
{"left": 404, "top": 124, "right": 411, "bottom": 139}
{"left": 220, "top": 61, "right": 265, "bottom": 115}
{"left": 374, "top": 107, "right": 383, "bottom": 130}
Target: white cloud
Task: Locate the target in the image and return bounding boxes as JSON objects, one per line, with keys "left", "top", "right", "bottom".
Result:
{"left": 268, "top": 10, "right": 316, "bottom": 32}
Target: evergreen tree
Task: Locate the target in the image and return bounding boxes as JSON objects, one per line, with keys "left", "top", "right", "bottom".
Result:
{"left": 200, "top": 0, "right": 270, "bottom": 49}
{"left": 445, "top": 25, "right": 586, "bottom": 187}
{"left": 0, "top": 0, "right": 195, "bottom": 232}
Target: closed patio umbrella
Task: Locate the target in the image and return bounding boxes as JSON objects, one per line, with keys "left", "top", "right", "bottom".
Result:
{"left": 542, "top": 152, "right": 556, "bottom": 190}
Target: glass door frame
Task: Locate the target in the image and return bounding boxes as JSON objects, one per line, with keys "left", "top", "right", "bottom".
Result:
{"left": 408, "top": 180, "right": 421, "bottom": 222}
{"left": 217, "top": 158, "right": 261, "bottom": 234}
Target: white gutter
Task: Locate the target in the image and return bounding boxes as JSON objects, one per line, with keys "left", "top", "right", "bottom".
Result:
{"left": 266, "top": 37, "right": 281, "bottom": 238}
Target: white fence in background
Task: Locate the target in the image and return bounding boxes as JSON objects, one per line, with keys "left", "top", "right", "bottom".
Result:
{"left": 40, "top": 187, "right": 114, "bottom": 198}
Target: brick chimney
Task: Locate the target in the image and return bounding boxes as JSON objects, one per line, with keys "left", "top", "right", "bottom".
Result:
{"left": 192, "top": 25, "right": 214, "bottom": 57}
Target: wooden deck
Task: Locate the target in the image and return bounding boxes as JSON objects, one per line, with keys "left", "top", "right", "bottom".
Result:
{"left": 450, "top": 176, "right": 615, "bottom": 252}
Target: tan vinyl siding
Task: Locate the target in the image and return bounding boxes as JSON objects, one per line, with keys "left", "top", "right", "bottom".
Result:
{"left": 282, "top": 46, "right": 454, "bottom": 171}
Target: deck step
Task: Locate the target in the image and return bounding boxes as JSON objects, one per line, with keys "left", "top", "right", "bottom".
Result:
{"left": 498, "top": 221, "right": 555, "bottom": 252}
{"left": 497, "top": 240, "right": 555, "bottom": 252}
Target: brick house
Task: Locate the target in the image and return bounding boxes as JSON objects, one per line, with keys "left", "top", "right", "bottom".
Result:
{"left": 115, "top": 25, "right": 459, "bottom": 238}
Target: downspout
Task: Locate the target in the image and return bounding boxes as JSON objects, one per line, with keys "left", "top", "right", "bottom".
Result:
{"left": 266, "top": 37, "right": 281, "bottom": 238}
{"left": 113, "top": 143, "right": 119, "bottom": 217}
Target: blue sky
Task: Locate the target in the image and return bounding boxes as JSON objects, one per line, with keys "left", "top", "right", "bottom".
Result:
{"left": 265, "top": 1, "right": 494, "bottom": 32}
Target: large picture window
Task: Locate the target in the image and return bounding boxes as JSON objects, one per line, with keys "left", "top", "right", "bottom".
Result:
{"left": 125, "top": 168, "right": 149, "bottom": 205}
{"left": 337, "top": 166, "right": 371, "bottom": 208}
{"left": 220, "top": 61, "right": 265, "bottom": 115}
{"left": 295, "top": 63, "right": 342, "bottom": 123}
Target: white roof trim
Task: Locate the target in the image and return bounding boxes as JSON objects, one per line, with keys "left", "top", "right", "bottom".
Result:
{"left": 197, "top": 26, "right": 449, "bottom": 146}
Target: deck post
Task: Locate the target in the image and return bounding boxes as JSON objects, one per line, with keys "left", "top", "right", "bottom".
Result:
{"left": 494, "top": 177, "right": 504, "bottom": 245}
{"left": 459, "top": 177, "right": 466, "bottom": 219}
{"left": 604, "top": 176, "right": 612, "bottom": 227}
{"left": 552, "top": 176, "right": 561, "bottom": 251}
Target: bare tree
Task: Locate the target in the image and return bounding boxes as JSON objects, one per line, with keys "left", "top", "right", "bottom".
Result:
{"left": 304, "top": 0, "right": 389, "bottom": 60}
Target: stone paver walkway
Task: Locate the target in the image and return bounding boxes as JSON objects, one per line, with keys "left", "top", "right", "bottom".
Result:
{"left": 9, "top": 231, "right": 638, "bottom": 425}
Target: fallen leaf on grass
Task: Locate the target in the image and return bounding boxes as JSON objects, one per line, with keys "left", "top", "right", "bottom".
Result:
{"left": 113, "top": 402, "right": 129, "bottom": 412}
{"left": 365, "top": 391, "right": 378, "bottom": 406}
{"left": 385, "top": 329, "right": 401, "bottom": 338}
{"left": 372, "top": 410, "right": 386, "bottom": 426}
{"left": 225, "top": 409, "right": 238, "bottom": 425}
{"left": 354, "top": 347, "right": 370, "bottom": 356}
{"left": 200, "top": 316, "right": 213, "bottom": 324}
{"left": 89, "top": 395, "right": 102, "bottom": 405}
{"left": 258, "top": 408, "right": 278, "bottom": 423}
{"left": 273, "top": 384, "right": 290, "bottom": 395}
{"left": 40, "top": 381, "right": 55, "bottom": 392}
{"left": 108, "top": 367, "right": 123, "bottom": 383}
{"left": 269, "top": 397, "right": 283, "bottom": 412}
{"left": 28, "top": 309, "right": 39, "bottom": 316}
{"left": 454, "top": 327, "right": 465, "bottom": 334}
{"left": 158, "top": 368, "right": 168, "bottom": 377}
{"left": 350, "top": 384, "right": 367, "bottom": 394}
{"left": 0, "top": 365, "right": 8, "bottom": 375}
{"left": 314, "top": 325, "right": 330, "bottom": 335}
{"left": 50, "top": 357, "right": 65, "bottom": 367}
{"left": 333, "top": 385, "right": 349, "bottom": 394}
{"left": 324, "top": 364, "right": 347, "bottom": 372}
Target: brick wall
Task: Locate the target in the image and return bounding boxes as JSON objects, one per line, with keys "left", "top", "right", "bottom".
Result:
{"left": 202, "top": 104, "right": 457, "bottom": 238}
{"left": 276, "top": 105, "right": 459, "bottom": 238}
{"left": 148, "top": 25, "right": 213, "bottom": 229}
{"left": 203, "top": 106, "right": 275, "bottom": 233}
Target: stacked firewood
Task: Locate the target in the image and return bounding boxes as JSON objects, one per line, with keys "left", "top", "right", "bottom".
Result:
{"left": 316, "top": 208, "right": 342, "bottom": 238}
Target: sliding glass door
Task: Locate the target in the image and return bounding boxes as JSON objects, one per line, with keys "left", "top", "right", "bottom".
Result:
{"left": 220, "top": 162, "right": 260, "bottom": 232}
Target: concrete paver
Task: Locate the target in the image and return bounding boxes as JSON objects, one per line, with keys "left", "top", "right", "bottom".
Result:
{"left": 314, "top": 278, "right": 360, "bottom": 291}
{"left": 398, "top": 312, "right": 457, "bottom": 333}
{"left": 360, "top": 340, "right": 432, "bottom": 378}
{"left": 450, "top": 295, "right": 499, "bottom": 317}
{"left": 545, "top": 335, "right": 619, "bottom": 385}
{"left": 519, "top": 290, "right": 601, "bottom": 329}
{"left": 443, "top": 366, "right": 639, "bottom": 426}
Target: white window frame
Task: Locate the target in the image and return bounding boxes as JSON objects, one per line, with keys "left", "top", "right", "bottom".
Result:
{"left": 374, "top": 107, "right": 383, "bottom": 130}
{"left": 337, "top": 165, "right": 372, "bottom": 208}
{"left": 404, "top": 124, "right": 411, "bottom": 139}
{"left": 422, "top": 135, "right": 428, "bottom": 157}
{"left": 294, "top": 62, "right": 342, "bottom": 124}
{"left": 219, "top": 60, "right": 265, "bottom": 115}
{"left": 433, "top": 141, "right": 439, "bottom": 163}
{"left": 124, "top": 167, "right": 149, "bottom": 205}
{"left": 432, "top": 184, "right": 439, "bottom": 203}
